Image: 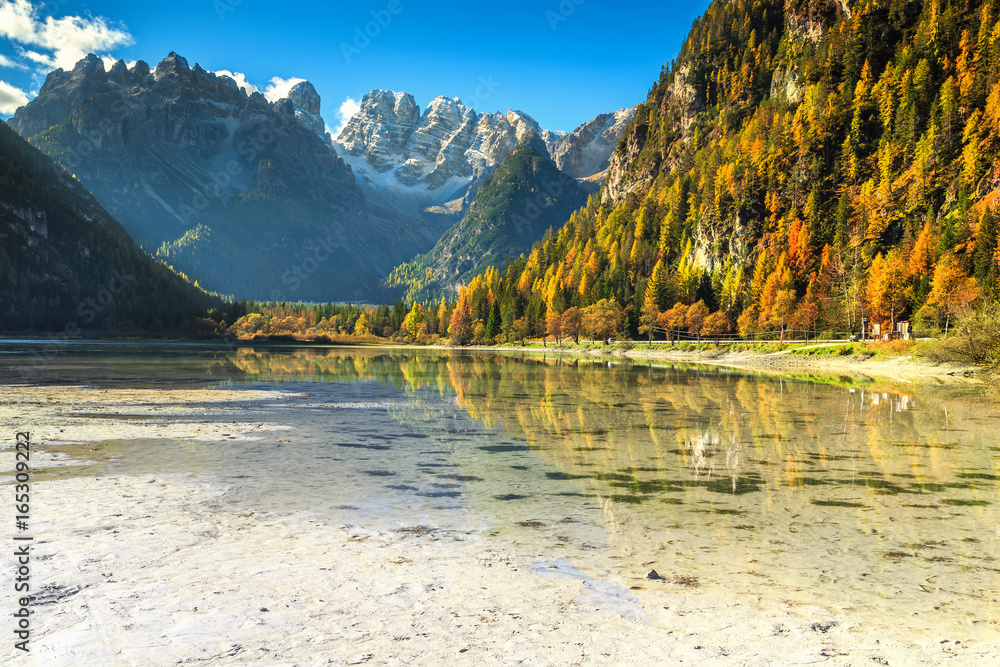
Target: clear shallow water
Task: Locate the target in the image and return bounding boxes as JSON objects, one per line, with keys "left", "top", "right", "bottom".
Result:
{"left": 3, "top": 342, "right": 999, "bottom": 642}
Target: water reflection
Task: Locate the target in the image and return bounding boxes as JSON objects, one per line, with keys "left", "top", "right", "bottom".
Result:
{"left": 4, "top": 344, "right": 999, "bottom": 642}
{"left": 220, "top": 348, "right": 1000, "bottom": 640}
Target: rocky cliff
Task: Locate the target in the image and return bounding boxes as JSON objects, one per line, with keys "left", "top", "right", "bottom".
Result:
{"left": 335, "top": 90, "right": 635, "bottom": 251}
{"left": 8, "top": 53, "right": 385, "bottom": 301}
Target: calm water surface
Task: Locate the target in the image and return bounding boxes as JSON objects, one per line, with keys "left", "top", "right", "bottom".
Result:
{"left": 3, "top": 342, "right": 999, "bottom": 643}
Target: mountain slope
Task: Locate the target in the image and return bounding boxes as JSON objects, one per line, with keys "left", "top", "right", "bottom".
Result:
{"left": 8, "top": 53, "right": 386, "bottom": 301}
{"left": 335, "top": 91, "right": 635, "bottom": 256}
{"left": 0, "top": 119, "right": 217, "bottom": 333}
{"left": 386, "top": 144, "right": 588, "bottom": 301}
{"left": 337, "top": 90, "right": 635, "bottom": 194}
{"left": 456, "top": 0, "right": 1000, "bottom": 339}
{"left": 548, "top": 107, "right": 637, "bottom": 181}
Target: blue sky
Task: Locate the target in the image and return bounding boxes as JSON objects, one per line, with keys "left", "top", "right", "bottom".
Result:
{"left": 0, "top": 0, "right": 712, "bottom": 132}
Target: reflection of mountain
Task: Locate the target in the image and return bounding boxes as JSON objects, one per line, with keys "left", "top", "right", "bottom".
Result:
{"left": 224, "top": 348, "right": 989, "bottom": 494}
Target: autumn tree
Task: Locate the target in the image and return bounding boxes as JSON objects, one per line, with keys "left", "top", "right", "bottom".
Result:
{"left": 918, "top": 253, "right": 980, "bottom": 335}
{"left": 758, "top": 252, "right": 797, "bottom": 338}
{"left": 582, "top": 299, "right": 625, "bottom": 343}
{"left": 546, "top": 309, "right": 563, "bottom": 344}
{"left": 436, "top": 298, "right": 450, "bottom": 338}
{"left": 908, "top": 221, "right": 937, "bottom": 279}
{"left": 354, "top": 312, "right": 372, "bottom": 337}
{"left": 646, "top": 258, "right": 671, "bottom": 309}
{"left": 866, "top": 249, "right": 911, "bottom": 335}
{"left": 702, "top": 311, "right": 731, "bottom": 344}
{"left": 403, "top": 303, "right": 424, "bottom": 339}
{"left": 449, "top": 295, "right": 474, "bottom": 345}
{"left": 658, "top": 302, "right": 688, "bottom": 342}
{"left": 674, "top": 253, "right": 699, "bottom": 305}
{"left": 638, "top": 286, "right": 661, "bottom": 342}
{"left": 685, "top": 301, "right": 710, "bottom": 341}
{"left": 561, "top": 307, "right": 582, "bottom": 344}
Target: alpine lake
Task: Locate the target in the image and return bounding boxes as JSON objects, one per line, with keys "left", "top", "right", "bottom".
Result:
{"left": 3, "top": 341, "right": 998, "bottom": 650}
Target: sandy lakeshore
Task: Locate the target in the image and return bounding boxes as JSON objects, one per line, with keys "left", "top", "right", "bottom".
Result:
{"left": 435, "top": 343, "right": 987, "bottom": 385}
{"left": 2, "top": 384, "right": 996, "bottom": 665}
{"left": 9, "top": 473, "right": 991, "bottom": 666}
{"left": 622, "top": 347, "right": 985, "bottom": 385}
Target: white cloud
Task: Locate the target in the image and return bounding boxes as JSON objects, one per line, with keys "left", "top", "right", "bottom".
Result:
{"left": 0, "top": 53, "right": 27, "bottom": 70}
{"left": 20, "top": 48, "right": 52, "bottom": 68}
{"left": 214, "top": 74, "right": 305, "bottom": 102}
{"left": 214, "top": 69, "right": 259, "bottom": 96}
{"left": 0, "top": 78, "right": 29, "bottom": 113}
{"left": 334, "top": 96, "right": 361, "bottom": 135}
{"left": 100, "top": 55, "right": 136, "bottom": 71}
{"left": 261, "top": 76, "right": 306, "bottom": 103}
{"left": 0, "top": 0, "right": 134, "bottom": 72}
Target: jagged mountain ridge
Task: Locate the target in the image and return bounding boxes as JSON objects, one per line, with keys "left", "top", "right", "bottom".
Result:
{"left": 385, "top": 143, "right": 589, "bottom": 302}
{"left": 8, "top": 52, "right": 393, "bottom": 300}
{"left": 0, "top": 119, "right": 216, "bottom": 333}
{"left": 334, "top": 91, "right": 635, "bottom": 255}
{"left": 336, "top": 89, "right": 635, "bottom": 197}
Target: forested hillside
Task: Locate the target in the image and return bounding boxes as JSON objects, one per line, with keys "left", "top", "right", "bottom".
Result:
{"left": 0, "top": 120, "right": 220, "bottom": 333}
{"left": 385, "top": 145, "right": 589, "bottom": 302}
{"left": 448, "top": 0, "right": 1000, "bottom": 342}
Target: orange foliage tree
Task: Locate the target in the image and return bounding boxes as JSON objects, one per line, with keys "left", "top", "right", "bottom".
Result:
{"left": 449, "top": 294, "right": 474, "bottom": 345}
{"left": 702, "top": 311, "right": 731, "bottom": 343}
{"left": 685, "top": 301, "right": 710, "bottom": 342}
{"left": 866, "top": 249, "right": 911, "bottom": 334}
{"left": 918, "top": 253, "right": 980, "bottom": 334}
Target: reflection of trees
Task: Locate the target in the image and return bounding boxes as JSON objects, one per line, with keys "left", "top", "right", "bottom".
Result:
{"left": 226, "top": 349, "right": 997, "bottom": 501}
{"left": 224, "top": 347, "right": 998, "bottom": 635}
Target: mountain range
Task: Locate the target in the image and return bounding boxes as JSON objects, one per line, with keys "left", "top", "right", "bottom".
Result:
{"left": 5, "top": 0, "right": 999, "bottom": 342}
{"left": 336, "top": 88, "right": 631, "bottom": 204}
{"left": 7, "top": 54, "right": 634, "bottom": 301}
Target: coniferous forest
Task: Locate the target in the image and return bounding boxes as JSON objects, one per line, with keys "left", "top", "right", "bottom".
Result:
{"left": 430, "top": 0, "right": 1000, "bottom": 344}
{"left": 5, "top": 0, "right": 1000, "bottom": 349}
{"left": 0, "top": 120, "right": 226, "bottom": 333}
